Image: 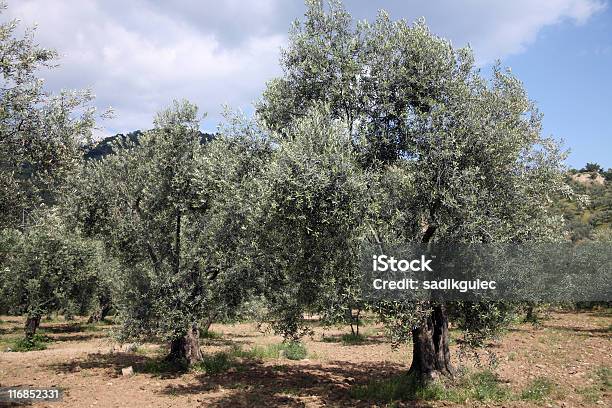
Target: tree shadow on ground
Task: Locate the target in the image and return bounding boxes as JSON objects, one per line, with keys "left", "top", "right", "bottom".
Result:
{"left": 41, "top": 323, "right": 85, "bottom": 333}
{"left": 317, "top": 334, "right": 387, "bottom": 346}
{"left": 0, "top": 326, "right": 22, "bottom": 335}
{"left": 48, "top": 352, "right": 153, "bottom": 377}
{"left": 47, "top": 333, "right": 106, "bottom": 342}
{"left": 543, "top": 324, "right": 611, "bottom": 337}
{"left": 200, "top": 337, "right": 253, "bottom": 348}
{"left": 160, "top": 359, "right": 432, "bottom": 407}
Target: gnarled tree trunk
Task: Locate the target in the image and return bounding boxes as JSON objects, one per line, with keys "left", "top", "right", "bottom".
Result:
{"left": 201, "top": 312, "right": 218, "bottom": 335}
{"left": 24, "top": 315, "right": 41, "bottom": 339}
{"left": 88, "top": 301, "right": 112, "bottom": 323}
{"left": 408, "top": 304, "right": 453, "bottom": 382}
{"left": 168, "top": 325, "right": 202, "bottom": 366}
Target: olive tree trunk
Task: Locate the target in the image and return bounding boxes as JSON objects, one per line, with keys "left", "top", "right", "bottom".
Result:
{"left": 168, "top": 325, "right": 202, "bottom": 366}
{"left": 24, "top": 315, "right": 41, "bottom": 339}
{"left": 88, "top": 301, "right": 112, "bottom": 323}
{"left": 408, "top": 304, "right": 453, "bottom": 382}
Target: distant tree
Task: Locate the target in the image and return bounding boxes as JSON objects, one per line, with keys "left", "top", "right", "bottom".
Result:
{"left": 0, "top": 213, "right": 104, "bottom": 339}
{"left": 86, "top": 256, "right": 118, "bottom": 323}
{"left": 581, "top": 162, "right": 603, "bottom": 174}
{"left": 258, "top": 0, "right": 568, "bottom": 381}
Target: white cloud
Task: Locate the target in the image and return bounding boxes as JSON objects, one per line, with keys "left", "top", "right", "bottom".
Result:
{"left": 2, "top": 0, "right": 606, "bottom": 134}
{"left": 349, "top": 0, "right": 607, "bottom": 63}
{"left": 4, "top": 0, "right": 287, "bottom": 134}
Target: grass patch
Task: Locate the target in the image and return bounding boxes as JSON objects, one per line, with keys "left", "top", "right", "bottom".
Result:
{"left": 594, "top": 366, "right": 611, "bottom": 389}
{"left": 577, "top": 385, "right": 601, "bottom": 403}
{"left": 351, "top": 370, "right": 512, "bottom": 404}
{"left": 79, "top": 323, "right": 109, "bottom": 332}
{"left": 9, "top": 334, "right": 52, "bottom": 352}
{"left": 278, "top": 387, "right": 301, "bottom": 396}
{"left": 142, "top": 350, "right": 239, "bottom": 376}
{"left": 200, "top": 330, "right": 222, "bottom": 340}
{"left": 192, "top": 352, "right": 234, "bottom": 375}
{"left": 579, "top": 365, "right": 612, "bottom": 403}
{"left": 520, "top": 377, "right": 555, "bottom": 401}
{"left": 341, "top": 333, "right": 366, "bottom": 345}
{"left": 130, "top": 345, "right": 160, "bottom": 357}
{"left": 233, "top": 341, "right": 307, "bottom": 361}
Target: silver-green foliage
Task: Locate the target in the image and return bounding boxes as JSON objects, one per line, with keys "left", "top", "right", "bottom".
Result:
{"left": 0, "top": 3, "right": 98, "bottom": 230}
{"left": 71, "top": 101, "right": 270, "bottom": 343}
{"left": 255, "top": 106, "right": 370, "bottom": 338}
{"left": 0, "top": 213, "right": 104, "bottom": 320}
{"left": 0, "top": 2, "right": 104, "bottom": 328}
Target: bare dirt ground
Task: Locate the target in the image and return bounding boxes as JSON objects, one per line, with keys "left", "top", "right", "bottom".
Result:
{"left": 0, "top": 310, "right": 610, "bottom": 407}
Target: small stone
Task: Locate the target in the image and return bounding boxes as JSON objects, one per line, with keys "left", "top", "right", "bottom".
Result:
{"left": 121, "top": 366, "right": 134, "bottom": 377}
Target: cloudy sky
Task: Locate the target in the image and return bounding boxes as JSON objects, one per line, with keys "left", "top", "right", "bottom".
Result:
{"left": 3, "top": 0, "right": 611, "bottom": 168}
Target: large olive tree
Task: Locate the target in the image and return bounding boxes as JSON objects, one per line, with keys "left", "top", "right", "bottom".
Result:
{"left": 257, "top": 0, "right": 568, "bottom": 381}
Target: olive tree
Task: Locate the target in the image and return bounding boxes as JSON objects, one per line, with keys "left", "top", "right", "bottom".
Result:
{"left": 71, "top": 101, "right": 269, "bottom": 365}
{"left": 0, "top": 2, "right": 106, "bottom": 340}
{"left": 0, "top": 3, "right": 97, "bottom": 231}
{"left": 0, "top": 213, "right": 104, "bottom": 338}
{"left": 257, "top": 0, "right": 568, "bottom": 381}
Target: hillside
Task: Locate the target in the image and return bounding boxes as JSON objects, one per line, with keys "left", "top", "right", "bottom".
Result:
{"left": 556, "top": 167, "right": 612, "bottom": 241}
{"left": 84, "top": 130, "right": 215, "bottom": 160}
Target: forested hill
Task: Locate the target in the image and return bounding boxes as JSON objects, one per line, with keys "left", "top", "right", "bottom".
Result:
{"left": 556, "top": 164, "right": 612, "bottom": 242}
{"left": 84, "top": 130, "right": 215, "bottom": 160}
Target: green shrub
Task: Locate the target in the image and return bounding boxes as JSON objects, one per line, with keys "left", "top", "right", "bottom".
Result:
{"left": 282, "top": 341, "right": 307, "bottom": 360}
